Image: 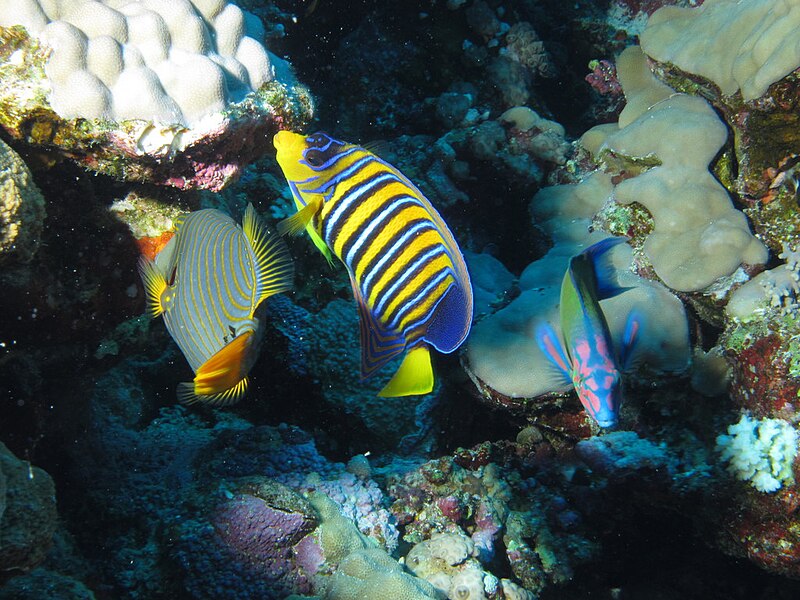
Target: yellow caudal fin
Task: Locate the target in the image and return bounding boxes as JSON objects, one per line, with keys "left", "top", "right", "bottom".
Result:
{"left": 191, "top": 331, "right": 253, "bottom": 399}
{"left": 277, "top": 197, "right": 333, "bottom": 265}
{"left": 177, "top": 377, "right": 249, "bottom": 407}
{"left": 378, "top": 345, "right": 434, "bottom": 397}
{"left": 242, "top": 203, "right": 294, "bottom": 306}
{"left": 137, "top": 256, "right": 168, "bottom": 318}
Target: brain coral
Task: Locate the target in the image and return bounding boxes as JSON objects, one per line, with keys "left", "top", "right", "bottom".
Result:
{"left": 1, "top": 0, "right": 279, "bottom": 125}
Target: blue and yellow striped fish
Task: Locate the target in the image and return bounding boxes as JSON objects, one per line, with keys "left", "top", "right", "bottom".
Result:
{"left": 273, "top": 131, "right": 473, "bottom": 397}
{"left": 138, "top": 204, "right": 293, "bottom": 405}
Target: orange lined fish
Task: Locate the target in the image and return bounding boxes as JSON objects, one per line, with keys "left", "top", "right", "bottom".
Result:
{"left": 273, "top": 131, "right": 473, "bottom": 397}
{"left": 138, "top": 204, "right": 293, "bottom": 405}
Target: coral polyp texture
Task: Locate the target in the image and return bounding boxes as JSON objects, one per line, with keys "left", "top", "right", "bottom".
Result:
{"left": 3, "top": 0, "right": 274, "bottom": 125}
{"left": 0, "top": 0, "right": 313, "bottom": 190}
{"left": 583, "top": 46, "right": 768, "bottom": 292}
{"left": 716, "top": 413, "right": 798, "bottom": 493}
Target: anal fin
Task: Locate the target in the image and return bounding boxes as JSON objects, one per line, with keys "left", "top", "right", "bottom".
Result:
{"left": 178, "top": 377, "right": 249, "bottom": 407}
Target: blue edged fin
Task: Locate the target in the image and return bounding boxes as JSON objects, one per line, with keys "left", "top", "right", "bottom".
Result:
{"left": 378, "top": 345, "right": 434, "bottom": 397}
{"left": 535, "top": 322, "right": 573, "bottom": 387}
{"left": 582, "top": 237, "right": 631, "bottom": 300}
{"left": 619, "top": 310, "right": 643, "bottom": 370}
{"left": 348, "top": 272, "right": 406, "bottom": 380}
{"left": 242, "top": 203, "right": 294, "bottom": 306}
{"left": 277, "top": 196, "right": 333, "bottom": 265}
{"left": 137, "top": 256, "right": 168, "bottom": 318}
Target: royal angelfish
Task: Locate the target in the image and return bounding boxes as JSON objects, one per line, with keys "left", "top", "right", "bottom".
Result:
{"left": 536, "top": 237, "right": 640, "bottom": 428}
{"left": 273, "top": 131, "right": 473, "bottom": 397}
{"left": 138, "top": 204, "right": 293, "bottom": 405}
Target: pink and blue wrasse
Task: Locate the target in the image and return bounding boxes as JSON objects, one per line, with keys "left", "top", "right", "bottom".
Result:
{"left": 536, "top": 237, "right": 641, "bottom": 428}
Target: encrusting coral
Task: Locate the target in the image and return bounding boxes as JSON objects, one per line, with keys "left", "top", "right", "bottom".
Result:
{"left": 1, "top": 0, "right": 280, "bottom": 125}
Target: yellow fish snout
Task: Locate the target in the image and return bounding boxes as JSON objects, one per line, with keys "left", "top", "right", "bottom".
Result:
{"left": 273, "top": 130, "right": 305, "bottom": 154}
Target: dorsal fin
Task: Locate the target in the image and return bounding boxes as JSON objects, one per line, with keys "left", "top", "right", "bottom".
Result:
{"left": 242, "top": 203, "right": 294, "bottom": 306}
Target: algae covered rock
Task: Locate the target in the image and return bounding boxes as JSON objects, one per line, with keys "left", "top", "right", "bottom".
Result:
{"left": 0, "top": 137, "right": 45, "bottom": 265}
{"left": 0, "top": 442, "right": 57, "bottom": 582}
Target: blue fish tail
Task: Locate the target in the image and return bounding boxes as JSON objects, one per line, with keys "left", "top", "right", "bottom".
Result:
{"left": 582, "top": 237, "right": 631, "bottom": 300}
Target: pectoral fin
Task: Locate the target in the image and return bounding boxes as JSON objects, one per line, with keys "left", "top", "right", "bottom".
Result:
{"left": 378, "top": 345, "right": 434, "bottom": 397}
{"left": 619, "top": 310, "right": 642, "bottom": 370}
{"left": 277, "top": 196, "right": 332, "bottom": 264}
{"left": 535, "top": 322, "right": 573, "bottom": 388}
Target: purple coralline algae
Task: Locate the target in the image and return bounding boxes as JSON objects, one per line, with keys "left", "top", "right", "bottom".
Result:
{"left": 172, "top": 479, "right": 318, "bottom": 599}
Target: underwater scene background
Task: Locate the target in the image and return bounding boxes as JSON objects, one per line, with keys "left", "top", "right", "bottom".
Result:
{"left": 1, "top": 0, "right": 800, "bottom": 598}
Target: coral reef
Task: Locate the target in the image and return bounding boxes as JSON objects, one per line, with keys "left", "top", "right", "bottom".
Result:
{"left": 0, "top": 0, "right": 313, "bottom": 191}
{"left": 716, "top": 413, "right": 798, "bottom": 493}
{"left": 3, "top": 0, "right": 800, "bottom": 598}
{"left": 172, "top": 478, "right": 319, "bottom": 599}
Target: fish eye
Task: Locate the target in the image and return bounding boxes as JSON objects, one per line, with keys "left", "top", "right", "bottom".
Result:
{"left": 306, "top": 152, "right": 324, "bottom": 167}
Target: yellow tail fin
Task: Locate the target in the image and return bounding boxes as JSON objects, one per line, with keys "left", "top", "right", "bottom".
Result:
{"left": 192, "top": 331, "right": 253, "bottom": 397}
{"left": 378, "top": 345, "right": 434, "bottom": 397}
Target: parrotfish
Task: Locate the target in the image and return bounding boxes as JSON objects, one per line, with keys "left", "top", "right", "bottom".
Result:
{"left": 138, "top": 204, "right": 293, "bottom": 405}
{"left": 536, "top": 237, "right": 640, "bottom": 428}
{"left": 273, "top": 131, "right": 473, "bottom": 397}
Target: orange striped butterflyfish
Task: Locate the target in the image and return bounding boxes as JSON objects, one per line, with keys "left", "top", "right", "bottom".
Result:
{"left": 137, "top": 204, "right": 293, "bottom": 405}
{"left": 273, "top": 131, "right": 473, "bottom": 397}
{"left": 536, "top": 237, "right": 641, "bottom": 428}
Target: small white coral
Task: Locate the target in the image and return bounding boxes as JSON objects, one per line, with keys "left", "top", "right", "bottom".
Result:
{"left": 717, "top": 413, "right": 798, "bottom": 493}
{"left": 726, "top": 243, "right": 800, "bottom": 321}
